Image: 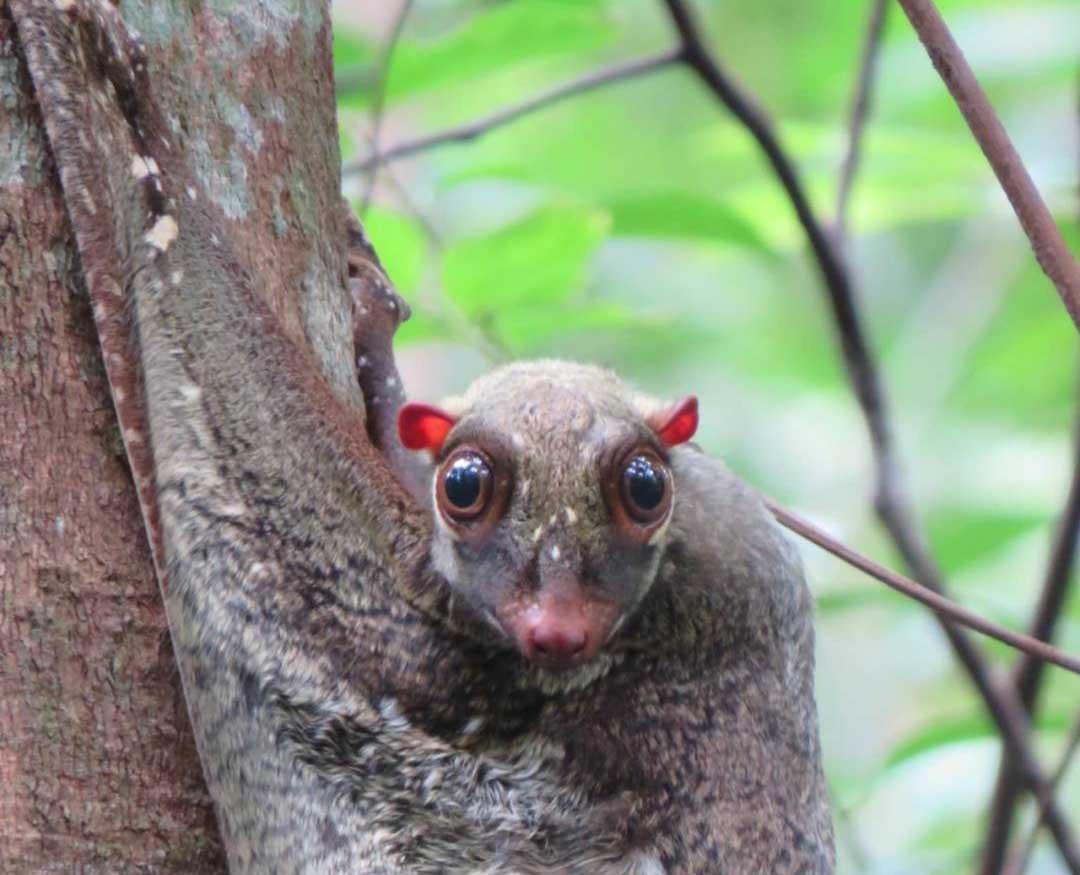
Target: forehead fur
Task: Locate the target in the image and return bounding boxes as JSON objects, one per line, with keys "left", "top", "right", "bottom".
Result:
{"left": 445, "top": 359, "right": 654, "bottom": 428}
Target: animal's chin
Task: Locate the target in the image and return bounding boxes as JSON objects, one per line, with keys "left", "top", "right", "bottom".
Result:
{"left": 517, "top": 651, "right": 623, "bottom": 695}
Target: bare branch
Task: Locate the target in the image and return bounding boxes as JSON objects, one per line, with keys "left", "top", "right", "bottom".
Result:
{"left": 765, "top": 499, "right": 1080, "bottom": 676}
{"left": 982, "top": 455, "right": 1080, "bottom": 871}
{"left": 361, "top": 0, "right": 416, "bottom": 211}
{"left": 979, "top": 98, "right": 1080, "bottom": 875}
{"left": 834, "top": 0, "right": 889, "bottom": 240}
{"left": 335, "top": 65, "right": 376, "bottom": 99}
{"left": 656, "top": 0, "right": 903, "bottom": 562}
{"left": 343, "top": 49, "right": 682, "bottom": 176}
{"left": 1007, "top": 710, "right": 1080, "bottom": 875}
{"left": 896, "top": 0, "right": 1080, "bottom": 329}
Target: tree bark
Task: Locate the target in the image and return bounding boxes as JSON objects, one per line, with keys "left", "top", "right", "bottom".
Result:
{"left": 0, "top": 1, "right": 346, "bottom": 869}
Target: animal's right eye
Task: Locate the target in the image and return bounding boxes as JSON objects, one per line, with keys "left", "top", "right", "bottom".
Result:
{"left": 437, "top": 451, "right": 493, "bottom": 522}
{"left": 618, "top": 452, "right": 672, "bottom": 525}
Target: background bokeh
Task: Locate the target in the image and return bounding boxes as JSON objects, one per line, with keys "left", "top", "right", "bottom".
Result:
{"left": 332, "top": 1, "right": 1080, "bottom": 871}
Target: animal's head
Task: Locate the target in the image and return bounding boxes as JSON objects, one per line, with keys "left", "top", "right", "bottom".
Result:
{"left": 399, "top": 361, "right": 697, "bottom": 674}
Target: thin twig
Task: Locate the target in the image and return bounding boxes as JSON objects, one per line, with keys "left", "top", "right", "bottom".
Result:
{"left": 336, "top": 65, "right": 376, "bottom": 98}
{"left": 656, "top": 0, "right": 898, "bottom": 551}
{"left": 655, "top": 1, "right": 1080, "bottom": 866}
{"left": 343, "top": 49, "right": 682, "bottom": 176}
{"left": 1006, "top": 710, "right": 1080, "bottom": 875}
{"left": 981, "top": 413, "right": 1080, "bottom": 873}
{"left": 765, "top": 499, "right": 1080, "bottom": 676}
{"left": 371, "top": 160, "right": 444, "bottom": 246}
{"left": 979, "top": 86, "right": 1080, "bottom": 875}
{"left": 896, "top": 0, "right": 1080, "bottom": 330}
{"left": 834, "top": 0, "right": 889, "bottom": 241}
{"left": 361, "top": 0, "right": 415, "bottom": 212}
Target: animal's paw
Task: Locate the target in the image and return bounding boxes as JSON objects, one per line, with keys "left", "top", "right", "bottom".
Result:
{"left": 349, "top": 268, "right": 411, "bottom": 356}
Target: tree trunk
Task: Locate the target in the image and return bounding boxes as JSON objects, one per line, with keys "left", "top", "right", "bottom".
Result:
{"left": 0, "top": 2, "right": 345, "bottom": 869}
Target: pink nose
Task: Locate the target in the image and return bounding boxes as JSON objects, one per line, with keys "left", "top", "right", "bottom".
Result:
{"left": 525, "top": 617, "right": 588, "bottom": 666}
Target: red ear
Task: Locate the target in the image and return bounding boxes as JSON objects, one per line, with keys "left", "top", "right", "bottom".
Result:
{"left": 648, "top": 395, "right": 698, "bottom": 446}
{"left": 398, "top": 403, "right": 456, "bottom": 452}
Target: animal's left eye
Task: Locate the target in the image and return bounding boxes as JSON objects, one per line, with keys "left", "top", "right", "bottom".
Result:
{"left": 619, "top": 453, "right": 671, "bottom": 524}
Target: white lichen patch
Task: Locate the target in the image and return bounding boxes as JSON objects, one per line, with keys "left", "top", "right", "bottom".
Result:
{"left": 549, "top": 545, "right": 561, "bottom": 562}
{"left": 178, "top": 383, "right": 202, "bottom": 402}
{"left": 144, "top": 215, "right": 178, "bottom": 251}
{"left": 131, "top": 154, "right": 152, "bottom": 180}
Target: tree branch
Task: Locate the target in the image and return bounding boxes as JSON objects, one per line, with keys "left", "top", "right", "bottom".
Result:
{"left": 834, "top": 0, "right": 889, "bottom": 241}
{"left": 982, "top": 439, "right": 1080, "bottom": 871}
{"left": 655, "top": 0, "right": 905, "bottom": 572}
{"left": 765, "top": 499, "right": 1080, "bottom": 676}
{"left": 895, "top": 0, "right": 1080, "bottom": 330}
{"left": 1006, "top": 709, "right": 1080, "bottom": 875}
{"left": 343, "top": 49, "right": 682, "bottom": 176}
{"left": 978, "top": 114, "right": 1080, "bottom": 875}
{"left": 360, "top": 0, "right": 415, "bottom": 211}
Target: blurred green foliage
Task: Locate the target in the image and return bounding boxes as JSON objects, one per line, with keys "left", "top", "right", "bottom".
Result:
{"left": 334, "top": 1, "right": 1080, "bottom": 871}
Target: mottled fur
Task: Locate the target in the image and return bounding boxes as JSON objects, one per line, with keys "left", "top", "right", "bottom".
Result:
{"left": 14, "top": 2, "right": 833, "bottom": 872}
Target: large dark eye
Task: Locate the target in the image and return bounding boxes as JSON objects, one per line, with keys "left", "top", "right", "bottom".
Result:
{"left": 438, "top": 452, "right": 493, "bottom": 521}
{"left": 619, "top": 453, "right": 671, "bottom": 524}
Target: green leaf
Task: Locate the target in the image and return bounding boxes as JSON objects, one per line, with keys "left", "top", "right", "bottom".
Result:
{"left": 883, "top": 705, "right": 1072, "bottom": 775}
{"left": 395, "top": 309, "right": 452, "bottom": 346}
{"left": 883, "top": 715, "right": 993, "bottom": 771}
{"left": 383, "top": 2, "right": 614, "bottom": 104}
{"left": 441, "top": 203, "right": 611, "bottom": 321}
{"left": 607, "top": 191, "right": 773, "bottom": 254}
{"left": 815, "top": 587, "right": 903, "bottom": 615}
{"left": 926, "top": 506, "right": 1047, "bottom": 576}
{"left": 953, "top": 259, "right": 1078, "bottom": 430}
{"left": 332, "top": 28, "right": 374, "bottom": 70}
{"left": 495, "top": 301, "right": 662, "bottom": 355}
